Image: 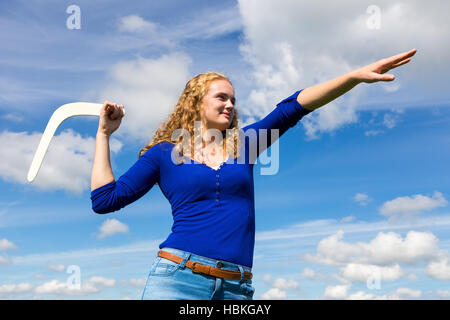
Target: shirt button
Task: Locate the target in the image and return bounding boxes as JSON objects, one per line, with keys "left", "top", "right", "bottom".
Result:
{"left": 216, "top": 174, "right": 219, "bottom": 178}
{"left": 216, "top": 182, "right": 219, "bottom": 186}
{"left": 215, "top": 199, "right": 219, "bottom": 202}
{"left": 216, "top": 191, "right": 219, "bottom": 194}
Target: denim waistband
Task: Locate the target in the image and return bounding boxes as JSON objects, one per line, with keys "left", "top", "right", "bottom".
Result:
{"left": 159, "top": 247, "right": 252, "bottom": 273}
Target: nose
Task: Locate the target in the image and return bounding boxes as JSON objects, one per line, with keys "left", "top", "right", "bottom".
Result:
{"left": 225, "top": 100, "right": 234, "bottom": 112}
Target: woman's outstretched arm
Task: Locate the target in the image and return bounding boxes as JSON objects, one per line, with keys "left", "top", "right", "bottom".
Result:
{"left": 297, "top": 48, "right": 417, "bottom": 111}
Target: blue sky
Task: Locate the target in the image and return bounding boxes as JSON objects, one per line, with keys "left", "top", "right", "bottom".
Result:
{"left": 1, "top": 0, "right": 450, "bottom": 299}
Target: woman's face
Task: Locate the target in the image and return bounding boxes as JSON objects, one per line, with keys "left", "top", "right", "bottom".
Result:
{"left": 200, "top": 79, "right": 235, "bottom": 132}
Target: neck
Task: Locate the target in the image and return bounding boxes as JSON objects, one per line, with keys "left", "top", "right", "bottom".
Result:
{"left": 200, "top": 122, "right": 226, "bottom": 148}
{"left": 201, "top": 127, "right": 225, "bottom": 148}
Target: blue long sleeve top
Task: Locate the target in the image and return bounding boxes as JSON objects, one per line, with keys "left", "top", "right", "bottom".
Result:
{"left": 90, "top": 90, "right": 312, "bottom": 267}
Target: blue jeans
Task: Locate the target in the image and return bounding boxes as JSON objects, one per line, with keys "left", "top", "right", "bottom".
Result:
{"left": 141, "top": 247, "right": 255, "bottom": 300}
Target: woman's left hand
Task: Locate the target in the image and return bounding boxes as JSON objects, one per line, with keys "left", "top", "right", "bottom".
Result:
{"left": 353, "top": 48, "right": 417, "bottom": 83}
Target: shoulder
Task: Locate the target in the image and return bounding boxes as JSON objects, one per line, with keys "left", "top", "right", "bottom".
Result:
{"left": 141, "top": 141, "right": 174, "bottom": 158}
{"left": 157, "top": 141, "right": 175, "bottom": 152}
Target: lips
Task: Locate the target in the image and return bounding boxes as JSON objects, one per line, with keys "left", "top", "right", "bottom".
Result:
{"left": 222, "top": 112, "right": 230, "bottom": 118}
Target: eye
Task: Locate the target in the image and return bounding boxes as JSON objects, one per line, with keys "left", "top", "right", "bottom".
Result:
{"left": 217, "top": 94, "right": 235, "bottom": 105}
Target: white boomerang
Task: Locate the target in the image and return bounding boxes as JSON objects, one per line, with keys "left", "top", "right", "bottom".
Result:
{"left": 27, "top": 102, "right": 125, "bottom": 183}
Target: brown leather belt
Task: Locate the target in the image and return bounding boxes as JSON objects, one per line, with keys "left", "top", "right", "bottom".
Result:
{"left": 158, "top": 250, "right": 252, "bottom": 281}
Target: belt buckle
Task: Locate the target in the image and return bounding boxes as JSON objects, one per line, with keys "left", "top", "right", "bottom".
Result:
{"left": 191, "top": 262, "right": 202, "bottom": 273}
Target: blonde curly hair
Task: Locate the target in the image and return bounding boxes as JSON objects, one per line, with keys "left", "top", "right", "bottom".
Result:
{"left": 138, "top": 72, "right": 241, "bottom": 163}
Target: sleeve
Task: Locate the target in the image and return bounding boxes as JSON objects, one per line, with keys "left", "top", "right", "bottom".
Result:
{"left": 242, "top": 89, "right": 313, "bottom": 160}
{"left": 90, "top": 143, "right": 161, "bottom": 214}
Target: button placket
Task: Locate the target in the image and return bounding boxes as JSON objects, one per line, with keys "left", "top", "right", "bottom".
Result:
{"left": 215, "top": 172, "right": 220, "bottom": 202}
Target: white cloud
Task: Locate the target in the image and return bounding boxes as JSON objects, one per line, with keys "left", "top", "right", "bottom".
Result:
{"left": 98, "top": 219, "right": 129, "bottom": 239}
{"left": 347, "top": 288, "right": 421, "bottom": 300}
{"left": 11, "top": 239, "right": 162, "bottom": 267}
{"left": 88, "top": 276, "right": 116, "bottom": 288}
{"left": 0, "top": 4, "right": 243, "bottom": 109}
{"left": 301, "top": 268, "right": 325, "bottom": 281}
{"left": 365, "top": 231, "right": 439, "bottom": 265}
{"left": 259, "top": 275, "right": 298, "bottom": 299}
{"left": 301, "top": 228, "right": 448, "bottom": 297}
{"left": 304, "top": 230, "right": 364, "bottom": 266}
{"left": 94, "top": 52, "right": 193, "bottom": 144}
{"left": 340, "top": 263, "right": 403, "bottom": 282}
{"left": 255, "top": 213, "right": 450, "bottom": 250}
{"left": 393, "top": 288, "right": 422, "bottom": 299}
{"left": 0, "top": 255, "right": 11, "bottom": 265}
{"left": 347, "top": 290, "right": 380, "bottom": 300}
{"left": 47, "top": 264, "right": 65, "bottom": 272}
{"left": 262, "top": 274, "right": 272, "bottom": 283}
{"left": 383, "top": 113, "right": 399, "bottom": 129}
{"left": 364, "top": 130, "right": 384, "bottom": 136}
{"left": 380, "top": 191, "right": 448, "bottom": 219}
{"left": 324, "top": 284, "right": 350, "bottom": 299}
{"left": 253, "top": 213, "right": 450, "bottom": 299}
{"left": 0, "top": 282, "right": 33, "bottom": 297}
{"left": 0, "top": 129, "right": 122, "bottom": 194}
{"left": 381, "top": 82, "right": 401, "bottom": 93}
{"left": 436, "top": 290, "right": 450, "bottom": 299}
{"left": 425, "top": 252, "right": 450, "bottom": 281}
{"left": 407, "top": 273, "right": 418, "bottom": 281}
{"left": 341, "top": 216, "right": 355, "bottom": 223}
{"left": 302, "top": 102, "right": 359, "bottom": 140}
{"left": 168, "top": 5, "right": 243, "bottom": 41}
{"left": 34, "top": 280, "right": 76, "bottom": 295}
{"left": 2, "top": 113, "right": 24, "bottom": 122}
{"left": 0, "top": 238, "right": 17, "bottom": 250}
{"left": 354, "top": 193, "right": 372, "bottom": 206}
{"left": 114, "top": 5, "right": 243, "bottom": 47}
{"left": 260, "top": 287, "right": 287, "bottom": 300}
{"left": 118, "top": 15, "right": 157, "bottom": 33}
{"left": 128, "top": 278, "right": 146, "bottom": 288}
{"left": 272, "top": 278, "right": 299, "bottom": 290}
{"left": 237, "top": 0, "right": 450, "bottom": 138}
{"left": 305, "top": 230, "right": 439, "bottom": 267}
{"left": 34, "top": 276, "right": 115, "bottom": 297}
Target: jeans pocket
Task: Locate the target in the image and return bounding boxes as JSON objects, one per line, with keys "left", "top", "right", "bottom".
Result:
{"left": 150, "top": 256, "right": 181, "bottom": 277}
{"left": 240, "top": 280, "right": 255, "bottom": 298}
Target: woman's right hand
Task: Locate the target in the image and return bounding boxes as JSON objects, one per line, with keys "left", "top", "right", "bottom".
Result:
{"left": 98, "top": 101, "right": 125, "bottom": 136}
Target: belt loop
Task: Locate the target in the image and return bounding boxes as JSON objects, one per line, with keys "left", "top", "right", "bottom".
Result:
{"left": 238, "top": 265, "right": 244, "bottom": 283}
{"left": 180, "top": 252, "right": 191, "bottom": 269}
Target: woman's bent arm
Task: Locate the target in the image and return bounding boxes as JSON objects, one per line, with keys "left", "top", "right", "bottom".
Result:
{"left": 91, "top": 130, "right": 115, "bottom": 191}
{"left": 90, "top": 101, "right": 160, "bottom": 214}
{"left": 90, "top": 102, "right": 124, "bottom": 191}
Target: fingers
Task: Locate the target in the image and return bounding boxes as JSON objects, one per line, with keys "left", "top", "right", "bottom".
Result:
{"left": 386, "top": 48, "right": 417, "bottom": 66}
{"left": 375, "top": 73, "right": 395, "bottom": 82}
{"left": 382, "top": 74, "right": 395, "bottom": 81}
{"left": 390, "top": 57, "right": 411, "bottom": 69}
{"left": 102, "top": 101, "right": 125, "bottom": 120}
{"left": 111, "top": 104, "right": 124, "bottom": 120}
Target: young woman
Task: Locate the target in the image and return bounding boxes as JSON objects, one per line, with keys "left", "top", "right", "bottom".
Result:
{"left": 90, "top": 48, "right": 416, "bottom": 300}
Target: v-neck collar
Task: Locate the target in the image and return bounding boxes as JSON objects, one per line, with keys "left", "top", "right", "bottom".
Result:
{"left": 182, "top": 155, "right": 230, "bottom": 171}
{"left": 205, "top": 157, "right": 229, "bottom": 171}
{"left": 165, "top": 142, "right": 231, "bottom": 171}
